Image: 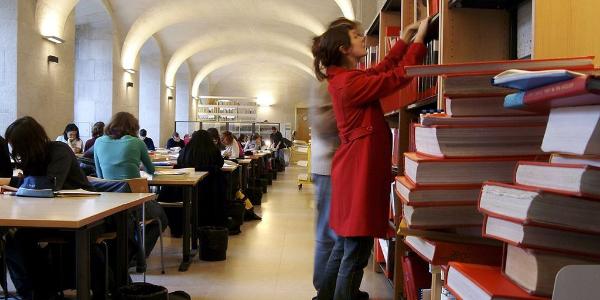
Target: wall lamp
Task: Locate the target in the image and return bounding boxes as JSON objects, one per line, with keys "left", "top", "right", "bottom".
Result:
{"left": 47, "top": 55, "right": 59, "bottom": 64}
{"left": 124, "top": 69, "right": 136, "bottom": 74}
{"left": 42, "top": 35, "right": 64, "bottom": 44}
{"left": 126, "top": 82, "right": 134, "bottom": 88}
{"left": 168, "top": 96, "right": 174, "bottom": 100}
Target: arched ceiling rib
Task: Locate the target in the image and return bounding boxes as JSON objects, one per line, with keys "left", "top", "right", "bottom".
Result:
{"left": 120, "top": 0, "right": 328, "bottom": 70}
{"left": 36, "top": 0, "right": 80, "bottom": 37}
{"left": 191, "top": 53, "right": 314, "bottom": 98}
{"left": 334, "top": 0, "right": 356, "bottom": 20}
{"left": 165, "top": 29, "right": 313, "bottom": 87}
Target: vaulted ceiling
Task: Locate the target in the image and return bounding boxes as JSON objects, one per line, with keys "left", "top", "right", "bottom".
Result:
{"left": 69, "top": 0, "right": 353, "bottom": 106}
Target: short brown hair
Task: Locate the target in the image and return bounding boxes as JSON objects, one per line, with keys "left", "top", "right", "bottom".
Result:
{"left": 105, "top": 112, "right": 140, "bottom": 139}
{"left": 91, "top": 121, "right": 105, "bottom": 138}
{"left": 221, "top": 131, "right": 234, "bottom": 145}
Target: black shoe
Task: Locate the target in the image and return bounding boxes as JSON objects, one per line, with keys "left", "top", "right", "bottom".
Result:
{"left": 356, "top": 290, "right": 369, "bottom": 300}
{"left": 244, "top": 210, "right": 262, "bottom": 221}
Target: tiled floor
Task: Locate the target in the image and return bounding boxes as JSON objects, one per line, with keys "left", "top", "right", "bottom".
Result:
{"left": 7, "top": 166, "right": 394, "bottom": 299}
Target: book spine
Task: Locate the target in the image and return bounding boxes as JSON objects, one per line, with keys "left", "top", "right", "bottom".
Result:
{"left": 523, "top": 76, "right": 589, "bottom": 104}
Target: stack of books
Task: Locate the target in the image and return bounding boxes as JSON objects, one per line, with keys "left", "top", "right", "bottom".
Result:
{"left": 445, "top": 69, "right": 600, "bottom": 299}
{"left": 397, "top": 57, "right": 597, "bottom": 300}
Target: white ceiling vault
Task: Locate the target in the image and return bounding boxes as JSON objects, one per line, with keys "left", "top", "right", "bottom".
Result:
{"left": 42, "top": 0, "right": 354, "bottom": 106}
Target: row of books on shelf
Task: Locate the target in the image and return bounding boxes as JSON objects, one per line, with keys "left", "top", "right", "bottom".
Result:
{"left": 393, "top": 56, "right": 600, "bottom": 300}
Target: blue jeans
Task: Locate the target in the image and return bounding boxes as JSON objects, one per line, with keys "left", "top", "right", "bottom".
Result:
{"left": 313, "top": 174, "right": 338, "bottom": 291}
{"left": 317, "top": 236, "right": 373, "bottom": 300}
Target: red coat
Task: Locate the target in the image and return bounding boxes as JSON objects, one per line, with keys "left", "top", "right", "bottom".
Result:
{"left": 327, "top": 41, "right": 426, "bottom": 237}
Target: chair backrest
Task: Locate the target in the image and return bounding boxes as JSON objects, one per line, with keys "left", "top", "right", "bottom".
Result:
{"left": 87, "top": 176, "right": 149, "bottom": 193}
{"left": 552, "top": 265, "right": 600, "bottom": 300}
{"left": 0, "top": 178, "right": 11, "bottom": 186}
{"left": 126, "top": 178, "right": 149, "bottom": 193}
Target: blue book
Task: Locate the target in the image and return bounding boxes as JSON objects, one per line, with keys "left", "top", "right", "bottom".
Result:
{"left": 504, "top": 92, "right": 526, "bottom": 109}
{"left": 493, "top": 69, "right": 583, "bottom": 91}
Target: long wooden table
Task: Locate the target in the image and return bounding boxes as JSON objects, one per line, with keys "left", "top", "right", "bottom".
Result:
{"left": 145, "top": 172, "right": 208, "bottom": 271}
{"left": 0, "top": 192, "right": 156, "bottom": 300}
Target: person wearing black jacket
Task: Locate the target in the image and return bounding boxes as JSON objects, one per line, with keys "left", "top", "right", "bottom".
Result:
{"left": 0, "top": 135, "right": 13, "bottom": 178}
{"left": 139, "top": 128, "right": 156, "bottom": 151}
{"left": 4, "top": 116, "right": 96, "bottom": 299}
{"left": 166, "top": 132, "right": 185, "bottom": 149}
{"left": 160, "top": 130, "right": 227, "bottom": 236}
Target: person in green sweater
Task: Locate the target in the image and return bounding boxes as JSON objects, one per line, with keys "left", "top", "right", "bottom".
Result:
{"left": 94, "top": 111, "right": 155, "bottom": 179}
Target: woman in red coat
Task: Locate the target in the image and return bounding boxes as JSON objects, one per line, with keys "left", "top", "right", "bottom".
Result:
{"left": 312, "top": 18, "right": 429, "bottom": 299}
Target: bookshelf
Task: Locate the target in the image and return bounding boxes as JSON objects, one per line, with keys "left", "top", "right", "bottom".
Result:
{"left": 173, "top": 121, "right": 280, "bottom": 142}
{"left": 197, "top": 99, "right": 257, "bottom": 122}
{"left": 363, "top": 0, "right": 600, "bottom": 299}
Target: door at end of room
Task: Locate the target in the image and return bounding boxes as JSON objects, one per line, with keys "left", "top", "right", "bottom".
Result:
{"left": 295, "top": 107, "right": 310, "bottom": 142}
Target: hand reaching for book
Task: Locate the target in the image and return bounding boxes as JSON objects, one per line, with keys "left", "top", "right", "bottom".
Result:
{"left": 401, "top": 21, "right": 421, "bottom": 43}
{"left": 414, "top": 17, "right": 431, "bottom": 44}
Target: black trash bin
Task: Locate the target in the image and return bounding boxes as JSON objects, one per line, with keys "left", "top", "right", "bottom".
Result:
{"left": 119, "top": 283, "right": 168, "bottom": 300}
{"left": 198, "top": 226, "right": 229, "bottom": 261}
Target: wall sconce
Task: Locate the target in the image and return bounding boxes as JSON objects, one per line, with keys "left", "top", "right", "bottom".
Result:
{"left": 124, "top": 69, "right": 136, "bottom": 74}
{"left": 126, "top": 82, "right": 134, "bottom": 88}
{"left": 167, "top": 96, "right": 173, "bottom": 100}
{"left": 42, "top": 35, "right": 64, "bottom": 44}
{"left": 47, "top": 55, "right": 59, "bottom": 64}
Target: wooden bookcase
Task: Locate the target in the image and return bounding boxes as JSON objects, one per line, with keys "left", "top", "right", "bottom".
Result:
{"left": 364, "top": 0, "right": 600, "bottom": 299}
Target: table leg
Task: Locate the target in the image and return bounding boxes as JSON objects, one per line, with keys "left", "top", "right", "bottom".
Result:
{"left": 179, "top": 186, "right": 193, "bottom": 272}
{"left": 191, "top": 185, "right": 199, "bottom": 255}
{"left": 75, "top": 228, "right": 91, "bottom": 300}
{"left": 115, "top": 210, "right": 129, "bottom": 289}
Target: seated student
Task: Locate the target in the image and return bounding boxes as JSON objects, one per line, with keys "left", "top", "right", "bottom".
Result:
{"left": 0, "top": 135, "right": 13, "bottom": 177}
{"left": 139, "top": 128, "right": 156, "bottom": 151}
{"left": 221, "top": 131, "right": 241, "bottom": 159}
{"left": 56, "top": 123, "right": 84, "bottom": 154}
{"left": 94, "top": 112, "right": 155, "bottom": 179}
{"left": 84, "top": 121, "right": 105, "bottom": 151}
{"left": 94, "top": 112, "right": 166, "bottom": 259}
{"left": 207, "top": 127, "right": 225, "bottom": 151}
{"left": 243, "top": 133, "right": 264, "bottom": 153}
{"left": 161, "top": 130, "right": 227, "bottom": 236}
{"left": 166, "top": 132, "right": 185, "bottom": 149}
{"left": 4, "top": 116, "right": 99, "bottom": 299}
{"left": 183, "top": 133, "right": 191, "bottom": 145}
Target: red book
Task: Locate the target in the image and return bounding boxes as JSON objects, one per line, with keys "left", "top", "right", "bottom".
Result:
{"left": 395, "top": 176, "right": 481, "bottom": 207}
{"left": 505, "top": 76, "right": 600, "bottom": 110}
{"left": 514, "top": 161, "right": 600, "bottom": 199}
{"left": 428, "top": 0, "right": 439, "bottom": 16}
{"left": 402, "top": 253, "right": 432, "bottom": 300}
{"left": 482, "top": 215, "right": 600, "bottom": 258}
{"left": 445, "top": 262, "right": 549, "bottom": 300}
{"left": 404, "top": 56, "right": 595, "bottom": 77}
{"left": 478, "top": 181, "right": 600, "bottom": 234}
{"left": 404, "top": 236, "right": 502, "bottom": 266}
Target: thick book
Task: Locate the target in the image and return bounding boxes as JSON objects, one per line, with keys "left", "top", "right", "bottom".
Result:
{"left": 550, "top": 153, "right": 600, "bottom": 168}
{"left": 404, "top": 236, "right": 502, "bottom": 266}
{"left": 421, "top": 115, "right": 548, "bottom": 126}
{"left": 404, "top": 152, "right": 533, "bottom": 185}
{"left": 515, "top": 161, "right": 600, "bottom": 198}
{"left": 395, "top": 176, "right": 481, "bottom": 207}
{"left": 398, "top": 218, "right": 499, "bottom": 246}
{"left": 541, "top": 105, "right": 600, "bottom": 155}
{"left": 403, "top": 203, "right": 483, "bottom": 229}
{"left": 445, "top": 262, "right": 549, "bottom": 300}
{"left": 479, "top": 182, "right": 600, "bottom": 234}
{"left": 493, "top": 69, "right": 584, "bottom": 91}
{"left": 415, "top": 125, "right": 546, "bottom": 158}
{"left": 405, "top": 56, "right": 594, "bottom": 77}
{"left": 504, "top": 244, "right": 600, "bottom": 297}
{"left": 482, "top": 215, "right": 600, "bottom": 258}
{"left": 504, "top": 76, "right": 600, "bottom": 110}
{"left": 445, "top": 74, "right": 518, "bottom": 96}
{"left": 445, "top": 95, "right": 537, "bottom": 117}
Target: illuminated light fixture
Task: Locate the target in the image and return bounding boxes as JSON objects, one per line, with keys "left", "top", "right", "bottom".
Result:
{"left": 257, "top": 92, "right": 274, "bottom": 107}
{"left": 42, "top": 35, "right": 64, "bottom": 44}
{"left": 126, "top": 82, "right": 134, "bottom": 88}
{"left": 47, "top": 55, "right": 59, "bottom": 64}
{"left": 166, "top": 86, "right": 175, "bottom": 90}
{"left": 124, "top": 69, "right": 136, "bottom": 74}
